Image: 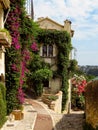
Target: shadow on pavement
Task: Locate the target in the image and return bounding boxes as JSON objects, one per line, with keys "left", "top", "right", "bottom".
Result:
{"left": 54, "top": 113, "right": 85, "bottom": 130}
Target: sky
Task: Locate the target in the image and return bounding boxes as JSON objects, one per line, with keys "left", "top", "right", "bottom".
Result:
{"left": 33, "top": 0, "right": 98, "bottom": 66}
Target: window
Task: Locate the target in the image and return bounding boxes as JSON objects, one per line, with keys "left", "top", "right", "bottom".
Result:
{"left": 42, "top": 44, "right": 53, "bottom": 57}
{"left": 43, "top": 45, "right": 47, "bottom": 56}
{"left": 48, "top": 45, "right": 53, "bottom": 57}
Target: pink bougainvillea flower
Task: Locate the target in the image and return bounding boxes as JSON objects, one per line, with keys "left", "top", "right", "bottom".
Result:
{"left": 22, "top": 49, "right": 30, "bottom": 61}
{"left": 17, "top": 87, "right": 25, "bottom": 104}
{"left": 15, "top": 43, "right": 20, "bottom": 50}
{"left": 31, "top": 42, "right": 38, "bottom": 52}
{"left": 11, "top": 63, "right": 19, "bottom": 72}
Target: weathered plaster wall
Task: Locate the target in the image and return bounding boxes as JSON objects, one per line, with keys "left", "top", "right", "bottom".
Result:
{"left": 0, "top": 3, "right": 4, "bottom": 28}
{"left": 0, "top": 51, "right": 5, "bottom": 75}
{"left": 49, "top": 78, "right": 62, "bottom": 94}
{"left": 85, "top": 80, "right": 98, "bottom": 128}
{"left": 42, "top": 91, "right": 62, "bottom": 113}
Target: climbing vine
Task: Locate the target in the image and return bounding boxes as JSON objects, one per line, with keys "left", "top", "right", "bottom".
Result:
{"left": 4, "top": 0, "right": 77, "bottom": 113}
{"left": 36, "top": 29, "right": 76, "bottom": 111}
{"left": 5, "top": 0, "right": 39, "bottom": 113}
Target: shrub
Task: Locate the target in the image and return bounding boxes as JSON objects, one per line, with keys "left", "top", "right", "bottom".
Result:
{"left": 47, "top": 95, "right": 58, "bottom": 101}
{"left": 71, "top": 75, "right": 86, "bottom": 110}
{"left": 6, "top": 89, "right": 21, "bottom": 114}
{"left": 0, "top": 82, "right": 6, "bottom": 101}
{"left": 0, "top": 82, "right": 6, "bottom": 128}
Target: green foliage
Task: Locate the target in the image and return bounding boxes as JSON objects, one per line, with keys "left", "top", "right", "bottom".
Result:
{"left": 28, "top": 61, "right": 52, "bottom": 96}
{"left": 6, "top": 89, "right": 20, "bottom": 114}
{"left": 35, "top": 82, "right": 43, "bottom": 96}
{"left": 34, "top": 69, "right": 53, "bottom": 81}
{"left": 28, "top": 54, "right": 44, "bottom": 71}
{"left": 0, "top": 82, "right": 6, "bottom": 101}
{"left": 71, "top": 74, "right": 86, "bottom": 110}
{"left": 0, "top": 28, "right": 12, "bottom": 41}
{"left": 0, "top": 83, "right": 6, "bottom": 128}
{"left": 36, "top": 29, "right": 74, "bottom": 111}
{"left": 20, "top": 16, "right": 39, "bottom": 38}
{"left": 5, "top": 48, "right": 20, "bottom": 114}
{"left": 86, "top": 74, "right": 96, "bottom": 82}
{"left": 27, "top": 52, "right": 52, "bottom": 96}
{"left": 5, "top": 0, "right": 40, "bottom": 113}
{"left": 71, "top": 90, "right": 85, "bottom": 110}
{"left": 68, "top": 59, "right": 78, "bottom": 76}
{"left": 36, "top": 29, "right": 71, "bottom": 45}
{"left": 20, "top": 15, "right": 39, "bottom": 49}
{"left": 47, "top": 95, "right": 58, "bottom": 101}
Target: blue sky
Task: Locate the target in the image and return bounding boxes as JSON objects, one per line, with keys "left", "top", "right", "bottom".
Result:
{"left": 33, "top": 0, "right": 98, "bottom": 66}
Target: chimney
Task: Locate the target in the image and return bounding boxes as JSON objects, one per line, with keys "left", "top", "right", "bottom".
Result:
{"left": 64, "top": 19, "right": 71, "bottom": 34}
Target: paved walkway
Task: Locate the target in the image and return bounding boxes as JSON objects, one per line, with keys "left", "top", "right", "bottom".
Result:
{"left": 52, "top": 112, "right": 84, "bottom": 130}
{"left": 1, "top": 98, "right": 54, "bottom": 130}
{"left": 1, "top": 100, "right": 37, "bottom": 130}
{"left": 1, "top": 97, "right": 85, "bottom": 130}
{"left": 26, "top": 98, "right": 53, "bottom": 130}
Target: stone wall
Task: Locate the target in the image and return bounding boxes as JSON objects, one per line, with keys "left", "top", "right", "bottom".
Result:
{"left": 49, "top": 78, "right": 62, "bottom": 94}
{"left": 42, "top": 91, "right": 62, "bottom": 113}
{"left": 0, "top": 0, "right": 11, "bottom": 77}
{"left": 85, "top": 80, "right": 98, "bottom": 128}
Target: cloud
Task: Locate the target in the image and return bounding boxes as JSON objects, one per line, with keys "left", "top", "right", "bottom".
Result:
{"left": 34, "top": 0, "right": 98, "bottom": 40}
{"left": 33, "top": 0, "right": 98, "bottom": 65}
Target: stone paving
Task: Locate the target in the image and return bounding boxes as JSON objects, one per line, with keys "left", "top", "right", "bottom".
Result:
{"left": 35, "top": 99, "right": 85, "bottom": 130}
{"left": 1, "top": 103, "right": 37, "bottom": 130}
{"left": 53, "top": 112, "right": 85, "bottom": 130}
{"left": 1, "top": 98, "right": 85, "bottom": 130}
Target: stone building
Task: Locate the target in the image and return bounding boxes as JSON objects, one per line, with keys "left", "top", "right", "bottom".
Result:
{"left": 0, "top": 0, "right": 11, "bottom": 82}
{"left": 37, "top": 17, "right": 74, "bottom": 112}
{"left": 37, "top": 17, "right": 74, "bottom": 36}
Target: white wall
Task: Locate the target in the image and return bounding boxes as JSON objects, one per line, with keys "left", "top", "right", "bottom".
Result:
{"left": 0, "top": 51, "right": 5, "bottom": 75}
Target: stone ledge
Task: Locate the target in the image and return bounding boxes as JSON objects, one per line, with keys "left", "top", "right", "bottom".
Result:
{"left": 0, "top": 0, "right": 10, "bottom": 9}
{"left": 42, "top": 91, "right": 62, "bottom": 113}
{"left": 0, "top": 32, "right": 11, "bottom": 47}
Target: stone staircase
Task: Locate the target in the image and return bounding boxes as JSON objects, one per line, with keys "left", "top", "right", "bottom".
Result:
{"left": 53, "top": 112, "right": 85, "bottom": 130}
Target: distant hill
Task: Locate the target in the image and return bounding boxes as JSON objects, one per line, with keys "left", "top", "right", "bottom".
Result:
{"left": 79, "top": 65, "right": 98, "bottom": 76}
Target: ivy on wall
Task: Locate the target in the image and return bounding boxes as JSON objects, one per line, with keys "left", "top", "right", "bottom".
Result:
{"left": 5, "top": 0, "right": 39, "bottom": 114}
{"left": 4, "top": 0, "right": 77, "bottom": 112}
{"left": 27, "top": 53, "right": 53, "bottom": 96}
{"left": 36, "top": 29, "right": 76, "bottom": 111}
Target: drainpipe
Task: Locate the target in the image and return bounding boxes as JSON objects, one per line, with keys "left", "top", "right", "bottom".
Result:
{"left": 4, "top": 8, "right": 10, "bottom": 25}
